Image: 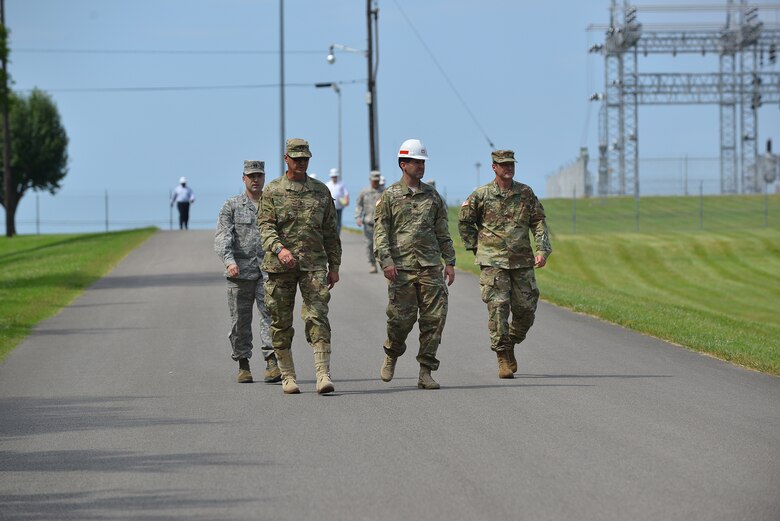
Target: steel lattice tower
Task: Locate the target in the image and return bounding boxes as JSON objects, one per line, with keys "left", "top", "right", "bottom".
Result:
{"left": 589, "top": 1, "right": 780, "bottom": 196}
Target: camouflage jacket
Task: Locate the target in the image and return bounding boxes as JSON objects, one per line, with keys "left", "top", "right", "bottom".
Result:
{"left": 214, "top": 192, "right": 264, "bottom": 280}
{"left": 373, "top": 179, "right": 456, "bottom": 270}
{"left": 354, "top": 185, "right": 384, "bottom": 227}
{"left": 458, "top": 180, "right": 551, "bottom": 269}
{"left": 258, "top": 174, "right": 342, "bottom": 273}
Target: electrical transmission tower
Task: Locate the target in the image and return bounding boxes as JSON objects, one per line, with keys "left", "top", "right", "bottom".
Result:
{"left": 589, "top": 1, "right": 780, "bottom": 196}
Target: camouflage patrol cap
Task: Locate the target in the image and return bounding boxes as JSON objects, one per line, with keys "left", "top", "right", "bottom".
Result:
{"left": 370, "top": 170, "right": 381, "bottom": 180}
{"left": 286, "top": 138, "right": 312, "bottom": 158}
{"left": 492, "top": 150, "right": 517, "bottom": 164}
{"left": 243, "top": 160, "right": 265, "bottom": 175}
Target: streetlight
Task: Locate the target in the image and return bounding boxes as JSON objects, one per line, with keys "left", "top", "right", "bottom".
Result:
{"left": 327, "top": 0, "right": 379, "bottom": 172}
{"left": 315, "top": 82, "right": 342, "bottom": 179}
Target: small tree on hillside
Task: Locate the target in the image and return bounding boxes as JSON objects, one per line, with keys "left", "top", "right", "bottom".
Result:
{"left": 0, "top": 89, "right": 69, "bottom": 236}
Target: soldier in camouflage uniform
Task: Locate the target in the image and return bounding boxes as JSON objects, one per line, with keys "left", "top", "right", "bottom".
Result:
{"left": 258, "top": 138, "right": 342, "bottom": 395}
{"left": 458, "top": 149, "right": 551, "bottom": 379}
{"left": 374, "top": 139, "right": 456, "bottom": 390}
{"left": 354, "top": 170, "right": 384, "bottom": 273}
{"left": 215, "top": 160, "right": 282, "bottom": 384}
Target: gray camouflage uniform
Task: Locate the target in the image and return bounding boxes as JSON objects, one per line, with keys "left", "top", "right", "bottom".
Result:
{"left": 215, "top": 192, "right": 273, "bottom": 361}
{"left": 373, "top": 179, "right": 456, "bottom": 370}
{"left": 354, "top": 182, "right": 384, "bottom": 265}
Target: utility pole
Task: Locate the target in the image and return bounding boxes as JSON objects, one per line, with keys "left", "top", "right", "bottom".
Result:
{"left": 366, "top": 0, "right": 379, "bottom": 172}
{"left": 1, "top": 0, "right": 12, "bottom": 237}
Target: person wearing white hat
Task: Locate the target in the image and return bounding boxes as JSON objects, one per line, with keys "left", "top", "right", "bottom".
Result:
{"left": 325, "top": 168, "right": 349, "bottom": 235}
{"left": 170, "top": 176, "right": 196, "bottom": 230}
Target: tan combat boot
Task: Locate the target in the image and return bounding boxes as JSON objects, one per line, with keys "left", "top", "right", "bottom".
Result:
{"left": 369, "top": 263, "right": 378, "bottom": 274}
{"left": 237, "top": 358, "right": 253, "bottom": 383}
{"left": 380, "top": 355, "right": 397, "bottom": 382}
{"left": 496, "top": 350, "right": 514, "bottom": 379}
{"left": 274, "top": 348, "right": 300, "bottom": 394}
{"left": 508, "top": 346, "right": 518, "bottom": 373}
{"left": 417, "top": 366, "right": 440, "bottom": 390}
{"left": 264, "top": 353, "right": 282, "bottom": 383}
{"left": 314, "top": 348, "right": 335, "bottom": 395}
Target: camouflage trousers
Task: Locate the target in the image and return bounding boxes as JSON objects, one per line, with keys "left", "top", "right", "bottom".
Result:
{"left": 363, "top": 224, "right": 376, "bottom": 265}
{"left": 226, "top": 276, "right": 273, "bottom": 361}
{"left": 264, "top": 270, "right": 331, "bottom": 351}
{"left": 479, "top": 266, "right": 539, "bottom": 352}
{"left": 384, "top": 266, "right": 448, "bottom": 370}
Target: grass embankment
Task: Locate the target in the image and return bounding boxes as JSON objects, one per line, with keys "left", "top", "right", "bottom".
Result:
{"left": 450, "top": 195, "right": 780, "bottom": 375}
{"left": 0, "top": 228, "right": 157, "bottom": 361}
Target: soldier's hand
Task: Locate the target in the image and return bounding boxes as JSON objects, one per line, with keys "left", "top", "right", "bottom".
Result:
{"left": 327, "top": 271, "right": 339, "bottom": 289}
{"left": 534, "top": 255, "right": 547, "bottom": 268}
{"left": 444, "top": 265, "right": 455, "bottom": 286}
{"left": 356, "top": 218, "right": 363, "bottom": 227}
{"left": 278, "top": 248, "right": 296, "bottom": 268}
{"left": 383, "top": 265, "right": 398, "bottom": 282}
{"left": 227, "top": 263, "right": 240, "bottom": 277}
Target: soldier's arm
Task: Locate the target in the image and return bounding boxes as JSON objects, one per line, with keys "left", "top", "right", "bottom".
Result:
{"left": 458, "top": 192, "right": 480, "bottom": 253}
{"left": 214, "top": 201, "right": 236, "bottom": 267}
{"left": 373, "top": 194, "right": 393, "bottom": 269}
{"left": 530, "top": 195, "right": 552, "bottom": 260}
{"left": 258, "top": 187, "right": 284, "bottom": 255}
{"left": 322, "top": 194, "right": 342, "bottom": 273}
{"left": 434, "top": 194, "right": 456, "bottom": 266}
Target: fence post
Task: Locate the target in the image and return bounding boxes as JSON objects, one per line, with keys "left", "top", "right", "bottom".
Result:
{"left": 765, "top": 182, "right": 769, "bottom": 228}
{"left": 572, "top": 186, "right": 577, "bottom": 234}
{"left": 699, "top": 181, "right": 704, "bottom": 230}
{"left": 105, "top": 190, "right": 109, "bottom": 233}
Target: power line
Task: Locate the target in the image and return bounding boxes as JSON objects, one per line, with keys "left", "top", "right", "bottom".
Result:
{"left": 391, "top": 0, "right": 494, "bottom": 150}
{"left": 16, "top": 79, "right": 366, "bottom": 93}
{"left": 13, "top": 48, "right": 322, "bottom": 55}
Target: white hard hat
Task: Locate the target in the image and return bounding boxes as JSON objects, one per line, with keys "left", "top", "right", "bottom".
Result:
{"left": 179, "top": 176, "right": 187, "bottom": 184}
{"left": 397, "top": 138, "right": 429, "bottom": 160}
{"left": 329, "top": 168, "right": 339, "bottom": 177}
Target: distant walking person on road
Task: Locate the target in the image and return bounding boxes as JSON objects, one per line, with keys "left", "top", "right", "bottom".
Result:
{"left": 258, "top": 139, "right": 342, "bottom": 395}
{"left": 214, "top": 160, "right": 282, "bottom": 385}
{"left": 354, "top": 170, "right": 384, "bottom": 273}
{"left": 325, "top": 168, "right": 349, "bottom": 235}
{"left": 458, "top": 149, "right": 551, "bottom": 379}
{"left": 373, "top": 139, "right": 456, "bottom": 390}
{"left": 171, "top": 176, "right": 195, "bottom": 230}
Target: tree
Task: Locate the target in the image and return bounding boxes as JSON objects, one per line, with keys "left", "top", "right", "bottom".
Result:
{"left": 0, "top": 89, "right": 69, "bottom": 236}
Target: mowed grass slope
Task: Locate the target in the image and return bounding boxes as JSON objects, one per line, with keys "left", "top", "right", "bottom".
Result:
{"left": 449, "top": 194, "right": 780, "bottom": 375}
{"left": 0, "top": 228, "right": 157, "bottom": 361}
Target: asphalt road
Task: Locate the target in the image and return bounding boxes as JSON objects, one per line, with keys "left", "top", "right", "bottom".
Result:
{"left": 1, "top": 230, "right": 778, "bottom": 521}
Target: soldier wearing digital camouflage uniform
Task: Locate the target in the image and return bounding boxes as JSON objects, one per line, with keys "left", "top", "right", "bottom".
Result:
{"left": 214, "top": 160, "right": 282, "bottom": 384}
{"left": 354, "top": 169, "right": 384, "bottom": 273}
{"left": 374, "top": 139, "right": 456, "bottom": 390}
{"left": 258, "top": 138, "right": 342, "bottom": 395}
{"left": 458, "top": 149, "right": 551, "bottom": 379}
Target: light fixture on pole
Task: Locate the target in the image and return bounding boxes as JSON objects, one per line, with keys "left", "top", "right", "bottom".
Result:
{"left": 315, "top": 82, "right": 342, "bottom": 179}
{"left": 327, "top": 0, "right": 379, "bottom": 172}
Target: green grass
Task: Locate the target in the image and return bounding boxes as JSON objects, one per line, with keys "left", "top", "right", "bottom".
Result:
{"left": 0, "top": 228, "right": 157, "bottom": 361}
{"left": 450, "top": 195, "right": 780, "bottom": 375}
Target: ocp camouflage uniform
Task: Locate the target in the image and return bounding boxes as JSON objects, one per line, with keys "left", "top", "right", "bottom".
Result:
{"left": 214, "top": 191, "right": 273, "bottom": 362}
{"left": 458, "top": 179, "right": 551, "bottom": 353}
{"left": 354, "top": 184, "right": 384, "bottom": 265}
{"left": 258, "top": 174, "right": 341, "bottom": 352}
{"left": 373, "top": 179, "right": 456, "bottom": 370}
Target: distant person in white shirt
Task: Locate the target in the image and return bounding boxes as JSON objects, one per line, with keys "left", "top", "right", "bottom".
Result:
{"left": 171, "top": 176, "right": 195, "bottom": 230}
{"left": 325, "top": 168, "right": 349, "bottom": 235}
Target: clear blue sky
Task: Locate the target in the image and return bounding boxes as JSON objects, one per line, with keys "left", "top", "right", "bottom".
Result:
{"left": 4, "top": 0, "right": 779, "bottom": 232}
